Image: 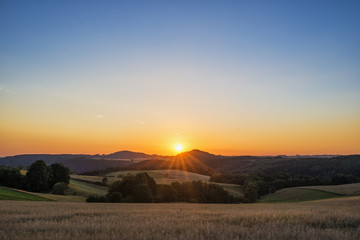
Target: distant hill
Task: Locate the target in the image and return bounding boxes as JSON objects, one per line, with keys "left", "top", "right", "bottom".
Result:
{"left": 1, "top": 150, "right": 360, "bottom": 177}
{"left": 204, "top": 155, "right": 360, "bottom": 177}
{"left": 89, "top": 153, "right": 360, "bottom": 179}
{"left": 175, "top": 149, "right": 225, "bottom": 160}
{"left": 0, "top": 152, "right": 146, "bottom": 173}
{"left": 119, "top": 149, "right": 226, "bottom": 175}
{"left": 94, "top": 150, "right": 164, "bottom": 160}
{"left": 0, "top": 154, "right": 91, "bottom": 167}
{"left": 62, "top": 157, "right": 132, "bottom": 173}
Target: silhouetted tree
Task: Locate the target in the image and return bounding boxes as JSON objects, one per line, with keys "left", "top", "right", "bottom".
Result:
{"left": 49, "top": 163, "right": 70, "bottom": 188}
{"left": 26, "top": 160, "right": 50, "bottom": 192}
{"left": 106, "top": 191, "right": 123, "bottom": 202}
{"left": 244, "top": 181, "right": 258, "bottom": 203}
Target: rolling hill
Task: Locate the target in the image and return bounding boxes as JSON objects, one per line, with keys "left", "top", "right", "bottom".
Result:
{"left": 259, "top": 182, "right": 360, "bottom": 203}
{"left": 84, "top": 151, "right": 360, "bottom": 180}
{"left": 0, "top": 186, "right": 52, "bottom": 201}
{"left": 0, "top": 153, "right": 149, "bottom": 173}
{"left": 1, "top": 150, "right": 359, "bottom": 178}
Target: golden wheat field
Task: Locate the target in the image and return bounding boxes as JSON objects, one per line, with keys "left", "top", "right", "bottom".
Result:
{"left": 1, "top": 197, "right": 360, "bottom": 240}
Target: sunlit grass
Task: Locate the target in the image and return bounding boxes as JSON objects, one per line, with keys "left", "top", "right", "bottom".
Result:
{"left": 0, "top": 187, "right": 51, "bottom": 201}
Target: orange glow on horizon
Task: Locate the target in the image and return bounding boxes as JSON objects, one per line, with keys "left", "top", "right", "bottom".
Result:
{"left": 0, "top": 115, "right": 359, "bottom": 157}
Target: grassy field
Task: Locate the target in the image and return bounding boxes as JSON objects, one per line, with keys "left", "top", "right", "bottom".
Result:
{"left": 72, "top": 170, "right": 210, "bottom": 186}
{"left": 66, "top": 179, "right": 107, "bottom": 197}
{"left": 105, "top": 169, "right": 210, "bottom": 183}
{"left": 0, "top": 197, "right": 359, "bottom": 240}
{"left": 259, "top": 188, "right": 343, "bottom": 203}
{"left": 0, "top": 177, "right": 108, "bottom": 203}
{"left": 105, "top": 170, "right": 244, "bottom": 197}
{"left": 71, "top": 174, "right": 120, "bottom": 185}
{"left": 216, "top": 183, "right": 244, "bottom": 197}
{"left": 0, "top": 187, "right": 52, "bottom": 201}
{"left": 301, "top": 183, "right": 360, "bottom": 195}
{"left": 260, "top": 183, "right": 360, "bottom": 203}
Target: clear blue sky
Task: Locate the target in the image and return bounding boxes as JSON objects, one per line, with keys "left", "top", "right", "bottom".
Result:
{"left": 0, "top": 1, "right": 359, "bottom": 155}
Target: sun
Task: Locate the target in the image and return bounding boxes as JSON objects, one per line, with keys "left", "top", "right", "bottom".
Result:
{"left": 174, "top": 144, "right": 184, "bottom": 153}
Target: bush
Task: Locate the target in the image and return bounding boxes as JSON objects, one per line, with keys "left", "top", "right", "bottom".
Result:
{"left": 132, "top": 184, "right": 154, "bottom": 203}
{"left": 102, "top": 177, "right": 108, "bottom": 185}
{"left": 244, "top": 181, "right": 259, "bottom": 203}
{"left": 86, "top": 195, "right": 106, "bottom": 202}
{"left": 107, "top": 192, "right": 123, "bottom": 202}
{"left": 52, "top": 182, "right": 67, "bottom": 195}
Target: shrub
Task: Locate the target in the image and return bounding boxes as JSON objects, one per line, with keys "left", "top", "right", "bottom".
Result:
{"left": 52, "top": 182, "right": 67, "bottom": 195}
{"left": 132, "top": 184, "right": 154, "bottom": 203}
{"left": 86, "top": 195, "right": 106, "bottom": 202}
{"left": 244, "top": 181, "right": 259, "bottom": 203}
{"left": 107, "top": 192, "right": 123, "bottom": 202}
{"left": 102, "top": 177, "right": 108, "bottom": 185}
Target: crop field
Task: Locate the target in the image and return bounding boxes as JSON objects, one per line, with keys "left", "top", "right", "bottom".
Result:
{"left": 0, "top": 197, "right": 359, "bottom": 240}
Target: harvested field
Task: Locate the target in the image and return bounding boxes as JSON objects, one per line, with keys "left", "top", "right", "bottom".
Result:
{"left": 1, "top": 197, "right": 359, "bottom": 240}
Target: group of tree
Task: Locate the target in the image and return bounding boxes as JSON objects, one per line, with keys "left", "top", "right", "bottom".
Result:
{"left": 0, "top": 160, "right": 70, "bottom": 194}
{"left": 210, "top": 172, "right": 360, "bottom": 200}
{"left": 87, "top": 172, "right": 243, "bottom": 203}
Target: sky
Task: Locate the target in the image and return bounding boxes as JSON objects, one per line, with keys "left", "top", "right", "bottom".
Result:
{"left": 0, "top": 0, "right": 360, "bottom": 156}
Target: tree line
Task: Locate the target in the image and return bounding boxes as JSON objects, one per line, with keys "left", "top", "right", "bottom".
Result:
{"left": 87, "top": 172, "right": 245, "bottom": 203}
{"left": 0, "top": 160, "right": 70, "bottom": 194}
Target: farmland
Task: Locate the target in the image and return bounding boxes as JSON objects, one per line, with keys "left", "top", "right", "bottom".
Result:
{"left": 1, "top": 197, "right": 360, "bottom": 240}
{"left": 75, "top": 170, "right": 244, "bottom": 198}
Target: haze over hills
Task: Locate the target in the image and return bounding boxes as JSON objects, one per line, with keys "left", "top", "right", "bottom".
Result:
{"left": 94, "top": 150, "right": 165, "bottom": 160}
{"left": 0, "top": 151, "right": 161, "bottom": 173}
{"left": 1, "top": 150, "right": 359, "bottom": 176}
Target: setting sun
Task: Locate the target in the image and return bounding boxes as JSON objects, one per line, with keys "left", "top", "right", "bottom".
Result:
{"left": 175, "top": 144, "right": 184, "bottom": 153}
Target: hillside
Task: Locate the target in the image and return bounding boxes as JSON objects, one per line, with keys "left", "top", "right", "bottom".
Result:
{"left": 204, "top": 155, "right": 360, "bottom": 176}
{"left": 0, "top": 155, "right": 134, "bottom": 173}
{"left": 94, "top": 151, "right": 165, "bottom": 160}
{"left": 259, "top": 182, "right": 360, "bottom": 203}
{"left": 0, "top": 186, "right": 52, "bottom": 201}
{"left": 62, "top": 158, "right": 132, "bottom": 173}
{"left": 259, "top": 188, "right": 343, "bottom": 203}
{"left": 106, "top": 153, "right": 360, "bottom": 179}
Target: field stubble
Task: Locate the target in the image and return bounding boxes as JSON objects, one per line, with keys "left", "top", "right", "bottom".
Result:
{"left": 0, "top": 197, "right": 360, "bottom": 240}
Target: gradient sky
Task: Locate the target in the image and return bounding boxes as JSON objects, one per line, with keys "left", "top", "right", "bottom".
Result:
{"left": 1, "top": 0, "right": 359, "bottom": 156}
